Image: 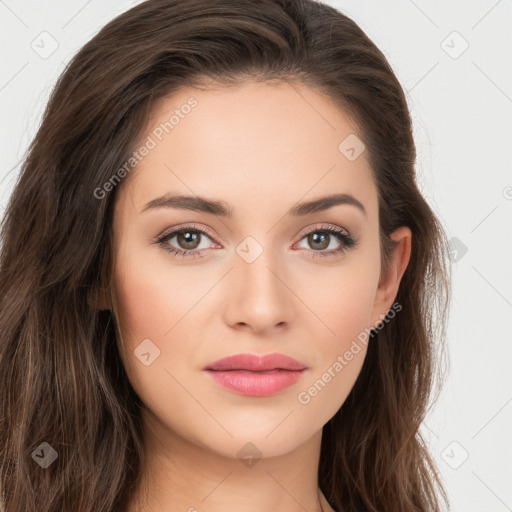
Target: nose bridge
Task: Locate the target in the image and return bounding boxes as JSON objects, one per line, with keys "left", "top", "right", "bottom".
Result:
{"left": 236, "top": 233, "right": 285, "bottom": 299}
{"left": 226, "top": 234, "right": 292, "bottom": 329}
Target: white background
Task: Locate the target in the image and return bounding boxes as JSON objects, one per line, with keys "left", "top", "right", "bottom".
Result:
{"left": 1, "top": 1, "right": 511, "bottom": 510}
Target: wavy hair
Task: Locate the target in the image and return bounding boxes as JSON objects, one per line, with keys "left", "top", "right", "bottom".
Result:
{"left": 0, "top": 0, "right": 451, "bottom": 510}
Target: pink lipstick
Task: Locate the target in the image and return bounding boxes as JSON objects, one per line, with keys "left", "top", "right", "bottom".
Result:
{"left": 203, "top": 353, "right": 307, "bottom": 397}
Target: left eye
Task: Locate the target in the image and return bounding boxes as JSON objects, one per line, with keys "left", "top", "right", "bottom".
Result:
{"left": 293, "top": 225, "right": 358, "bottom": 258}
{"left": 156, "top": 225, "right": 215, "bottom": 257}
{"left": 155, "top": 224, "right": 357, "bottom": 258}
{"left": 296, "top": 229, "right": 345, "bottom": 251}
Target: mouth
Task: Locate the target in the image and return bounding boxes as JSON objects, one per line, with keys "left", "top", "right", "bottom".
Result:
{"left": 203, "top": 353, "right": 308, "bottom": 397}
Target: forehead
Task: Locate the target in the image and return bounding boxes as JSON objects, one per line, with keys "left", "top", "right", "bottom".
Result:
{"left": 117, "top": 80, "right": 378, "bottom": 223}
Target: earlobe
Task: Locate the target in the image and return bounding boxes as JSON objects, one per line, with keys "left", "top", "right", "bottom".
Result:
{"left": 370, "top": 226, "right": 412, "bottom": 328}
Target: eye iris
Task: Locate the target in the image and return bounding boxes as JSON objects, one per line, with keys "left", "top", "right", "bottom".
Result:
{"left": 177, "top": 230, "right": 200, "bottom": 250}
{"left": 308, "top": 232, "right": 329, "bottom": 250}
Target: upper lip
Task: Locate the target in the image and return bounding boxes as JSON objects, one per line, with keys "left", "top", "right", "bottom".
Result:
{"left": 204, "top": 353, "right": 307, "bottom": 372}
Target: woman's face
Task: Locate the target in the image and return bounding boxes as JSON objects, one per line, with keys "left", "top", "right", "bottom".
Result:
{"left": 110, "top": 80, "right": 403, "bottom": 459}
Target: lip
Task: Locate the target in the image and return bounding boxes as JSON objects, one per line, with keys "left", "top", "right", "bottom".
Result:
{"left": 204, "top": 353, "right": 307, "bottom": 372}
{"left": 203, "top": 353, "right": 308, "bottom": 397}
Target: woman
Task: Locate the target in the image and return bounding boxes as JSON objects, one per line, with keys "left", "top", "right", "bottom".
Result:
{"left": 0, "top": 1, "right": 451, "bottom": 511}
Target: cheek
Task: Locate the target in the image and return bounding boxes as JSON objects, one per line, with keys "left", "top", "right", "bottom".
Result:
{"left": 291, "top": 263, "right": 377, "bottom": 422}
{"left": 288, "top": 250, "right": 379, "bottom": 414}
{"left": 295, "top": 256, "right": 379, "bottom": 352}
{"left": 324, "top": 271, "right": 376, "bottom": 343}
{"left": 111, "top": 246, "right": 206, "bottom": 393}
{"left": 113, "top": 244, "right": 210, "bottom": 342}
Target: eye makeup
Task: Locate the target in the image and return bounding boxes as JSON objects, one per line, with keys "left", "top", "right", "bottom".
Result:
{"left": 151, "top": 222, "right": 358, "bottom": 260}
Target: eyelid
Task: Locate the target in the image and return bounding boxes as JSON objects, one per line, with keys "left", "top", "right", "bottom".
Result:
{"left": 154, "top": 221, "right": 357, "bottom": 258}
{"left": 294, "top": 222, "right": 351, "bottom": 239}
{"left": 155, "top": 222, "right": 352, "bottom": 246}
{"left": 155, "top": 223, "right": 219, "bottom": 245}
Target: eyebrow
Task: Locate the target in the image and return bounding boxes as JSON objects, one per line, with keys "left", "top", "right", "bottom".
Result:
{"left": 141, "top": 192, "right": 367, "bottom": 218}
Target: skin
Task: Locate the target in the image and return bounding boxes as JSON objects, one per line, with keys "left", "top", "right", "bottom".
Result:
{"left": 99, "top": 80, "right": 411, "bottom": 512}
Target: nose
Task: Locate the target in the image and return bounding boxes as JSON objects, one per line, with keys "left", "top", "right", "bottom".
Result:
{"left": 223, "top": 246, "right": 294, "bottom": 334}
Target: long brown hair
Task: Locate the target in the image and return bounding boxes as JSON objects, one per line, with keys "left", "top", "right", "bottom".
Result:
{"left": 0, "top": 1, "right": 451, "bottom": 510}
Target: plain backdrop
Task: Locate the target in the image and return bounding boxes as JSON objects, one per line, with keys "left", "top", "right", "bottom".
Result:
{"left": 1, "top": 1, "right": 511, "bottom": 511}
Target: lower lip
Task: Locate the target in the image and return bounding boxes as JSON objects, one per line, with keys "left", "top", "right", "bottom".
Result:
{"left": 204, "top": 369, "right": 306, "bottom": 397}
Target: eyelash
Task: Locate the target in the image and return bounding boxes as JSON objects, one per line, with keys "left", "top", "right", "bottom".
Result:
{"left": 153, "top": 223, "right": 358, "bottom": 259}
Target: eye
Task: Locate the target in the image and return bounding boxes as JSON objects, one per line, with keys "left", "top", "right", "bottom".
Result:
{"left": 153, "top": 223, "right": 358, "bottom": 259}
{"left": 154, "top": 224, "right": 218, "bottom": 258}
{"left": 294, "top": 224, "right": 357, "bottom": 258}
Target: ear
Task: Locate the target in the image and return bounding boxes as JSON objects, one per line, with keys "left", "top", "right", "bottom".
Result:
{"left": 369, "top": 226, "right": 412, "bottom": 328}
